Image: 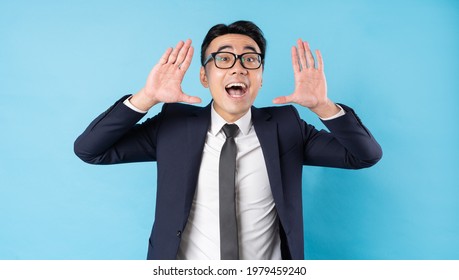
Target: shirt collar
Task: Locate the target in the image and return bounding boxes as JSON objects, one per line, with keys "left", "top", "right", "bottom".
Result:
{"left": 210, "top": 102, "right": 252, "bottom": 136}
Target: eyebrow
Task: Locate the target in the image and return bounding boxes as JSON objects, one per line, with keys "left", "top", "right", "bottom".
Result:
{"left": 216, "top": 44, "right": 259, "bottom": 53}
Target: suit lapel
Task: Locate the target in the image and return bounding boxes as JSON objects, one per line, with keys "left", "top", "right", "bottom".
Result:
{"left": 186, "top": 103, "right": 211, "bottom": 158}
{"left": 251, "top": 107, "right": 284, "bottom": 202}
{"left": 182, "top": 104, "right": 211, "bottom": 213}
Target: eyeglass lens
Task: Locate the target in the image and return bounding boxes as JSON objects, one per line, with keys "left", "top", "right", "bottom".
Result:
{"left": 214, "top": 52, "right": 261, "bottom": 69}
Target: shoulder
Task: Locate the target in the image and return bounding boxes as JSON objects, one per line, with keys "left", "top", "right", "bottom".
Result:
{"left": 252, "top": 105, "right": 306, "bottom": 139}
{"left": 161, "top": 102, "right": 203, "bottom": 113}
{"left": 253, "top": 105, "right": 302, "bottom": 122}
{"left": 159, "top": 102, "right": 210, "bottom": 117}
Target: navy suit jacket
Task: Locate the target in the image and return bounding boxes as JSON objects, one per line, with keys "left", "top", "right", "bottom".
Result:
{"left": 74, "top": 95, "right": 382, "bottom": 260}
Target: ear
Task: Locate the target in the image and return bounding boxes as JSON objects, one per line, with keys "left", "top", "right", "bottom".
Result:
{"left": 200, "top": 67, "right": 209, "bottom": 88}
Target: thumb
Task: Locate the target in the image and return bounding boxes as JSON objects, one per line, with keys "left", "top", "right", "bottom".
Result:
{"left": 179, "top": 92, "right": 202, "bottom": 104}
{"left": 272, "top": 94, "right": 294, "bottom": 104}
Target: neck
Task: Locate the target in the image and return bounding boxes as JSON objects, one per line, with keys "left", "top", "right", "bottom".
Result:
{"left": 212, "top": 105, "right": 249, "bottom": 124}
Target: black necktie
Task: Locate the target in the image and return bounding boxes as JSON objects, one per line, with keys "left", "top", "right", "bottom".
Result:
{"left": 219, "top": 124, "right": 239, "bottom": 260}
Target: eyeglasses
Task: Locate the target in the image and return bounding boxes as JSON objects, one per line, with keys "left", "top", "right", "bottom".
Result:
{"left": 203, "top": 52, "right": 263, "bottom": 69}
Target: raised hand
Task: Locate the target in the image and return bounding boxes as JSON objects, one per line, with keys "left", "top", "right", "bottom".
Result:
{"left": 273, "top": 39, "right": 339, "bottom": 118}
{"left": 131, "top": 39, "right": 202, "bottom": 111}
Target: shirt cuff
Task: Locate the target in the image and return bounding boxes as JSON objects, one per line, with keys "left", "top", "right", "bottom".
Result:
{"left": 123, "top": 96, "right": 148, "bottom": 114}
{"left": 319, "top": 104, "right": 346, "bottom": 121}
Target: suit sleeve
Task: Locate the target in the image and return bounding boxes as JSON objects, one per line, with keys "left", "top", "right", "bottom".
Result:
{"left": 74, "top": 95, "right": 161, "bottom": 164}
{"left": 300, "top": 104, "right": 382, "bottom": 169}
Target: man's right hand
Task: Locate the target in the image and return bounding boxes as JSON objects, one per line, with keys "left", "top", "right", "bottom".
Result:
{"left": 130, "top": 39, "right": 202, "bottom": 111}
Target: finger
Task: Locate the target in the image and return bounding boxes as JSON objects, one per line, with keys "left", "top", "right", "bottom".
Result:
{"left": 179, "top": 92, "right": 202, "bottom": 104}
{"left": 291, "top": 46, "right": 300, "bottom": 73}
{"left": 158, "top": 47, "right": 173, "bottom": 65}
{"left": 297, "top": 39, "right": 307, "bottom": 71}
{"left": 178, "top": 45, "right": 194, "bottom": 73}
{"left": 273, "top": 95, "right": 294, "bottom": 104}
{"left": 303, "top": 41, "right": 315, "bottom": 69}
{"left": 168, "top": 40, "right": 185, "bottom": 64}
{"left": 316, "top": 49, "right": 324, "bottom": 71}
{"left": 175, "top": 39, "right": 192, "bottom": 68}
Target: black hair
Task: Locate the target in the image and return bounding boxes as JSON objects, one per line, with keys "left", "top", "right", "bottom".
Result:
{"left": 200, "top": 20, "right": 267, "bottom": 66}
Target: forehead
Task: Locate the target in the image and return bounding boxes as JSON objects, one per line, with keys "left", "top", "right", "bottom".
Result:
{"left": 206, "top": 34, "right": 260, "bottom": 54}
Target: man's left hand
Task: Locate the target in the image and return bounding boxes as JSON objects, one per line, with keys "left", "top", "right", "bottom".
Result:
{"left": 273, "top": 39, "right": 340, "bottom": 118}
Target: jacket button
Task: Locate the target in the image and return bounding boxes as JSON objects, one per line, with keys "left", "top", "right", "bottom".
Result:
{"left": 176, "top": 231, "right": 182, "bottom": 238}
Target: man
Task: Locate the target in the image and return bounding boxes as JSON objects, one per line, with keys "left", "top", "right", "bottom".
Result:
{"left": 74, "top": 21, "right": 382, "bottom": 260}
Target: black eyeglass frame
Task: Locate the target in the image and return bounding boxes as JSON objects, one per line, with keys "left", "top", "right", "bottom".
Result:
{"left": 203, "top": 51, "right": 264, "bottom": 69}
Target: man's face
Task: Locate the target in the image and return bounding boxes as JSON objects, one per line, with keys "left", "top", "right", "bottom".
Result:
{"left": 200, "top": 34, "right": 263, "bottom": 123}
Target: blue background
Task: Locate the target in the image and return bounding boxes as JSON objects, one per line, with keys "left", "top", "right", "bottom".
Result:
{"left": 1, "top": 0, "right": 458, "bottom": 259}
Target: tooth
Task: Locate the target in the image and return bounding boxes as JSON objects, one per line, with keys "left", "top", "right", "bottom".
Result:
{"left": 226, "top": 83, "right": 246, "bottom": 88}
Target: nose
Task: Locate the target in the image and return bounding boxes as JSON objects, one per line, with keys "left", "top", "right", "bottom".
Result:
{"left": 231, "top": 58, "right": 248, "bottom": 75}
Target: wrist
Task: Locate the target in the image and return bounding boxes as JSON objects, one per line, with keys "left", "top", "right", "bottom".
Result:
{"left": 311, "top": 100, "right": 340, "bottom": 119}
{"left": 130, "top": 88, "right": 159, "bottom": 111}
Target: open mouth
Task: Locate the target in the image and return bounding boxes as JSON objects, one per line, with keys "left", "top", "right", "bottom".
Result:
{"left": 225, "top": 82, "right": 247, "bottom": 98}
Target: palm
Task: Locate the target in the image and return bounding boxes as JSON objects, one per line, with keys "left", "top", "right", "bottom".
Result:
{"left": 291, "top": 64, "right": 327, "bottom": 109}
{"left": 273, "top": 40, "right": 328, "bottom": 110}
{"left": 143, "top": 39, "right": 201, "bottom": 105}
{"left": 145, "top": 62, "right": 188, "bottom": 103}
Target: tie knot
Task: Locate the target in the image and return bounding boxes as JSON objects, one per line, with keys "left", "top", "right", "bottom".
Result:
{"left": 222, "top": 124, "right": 239, "bottom": 138}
